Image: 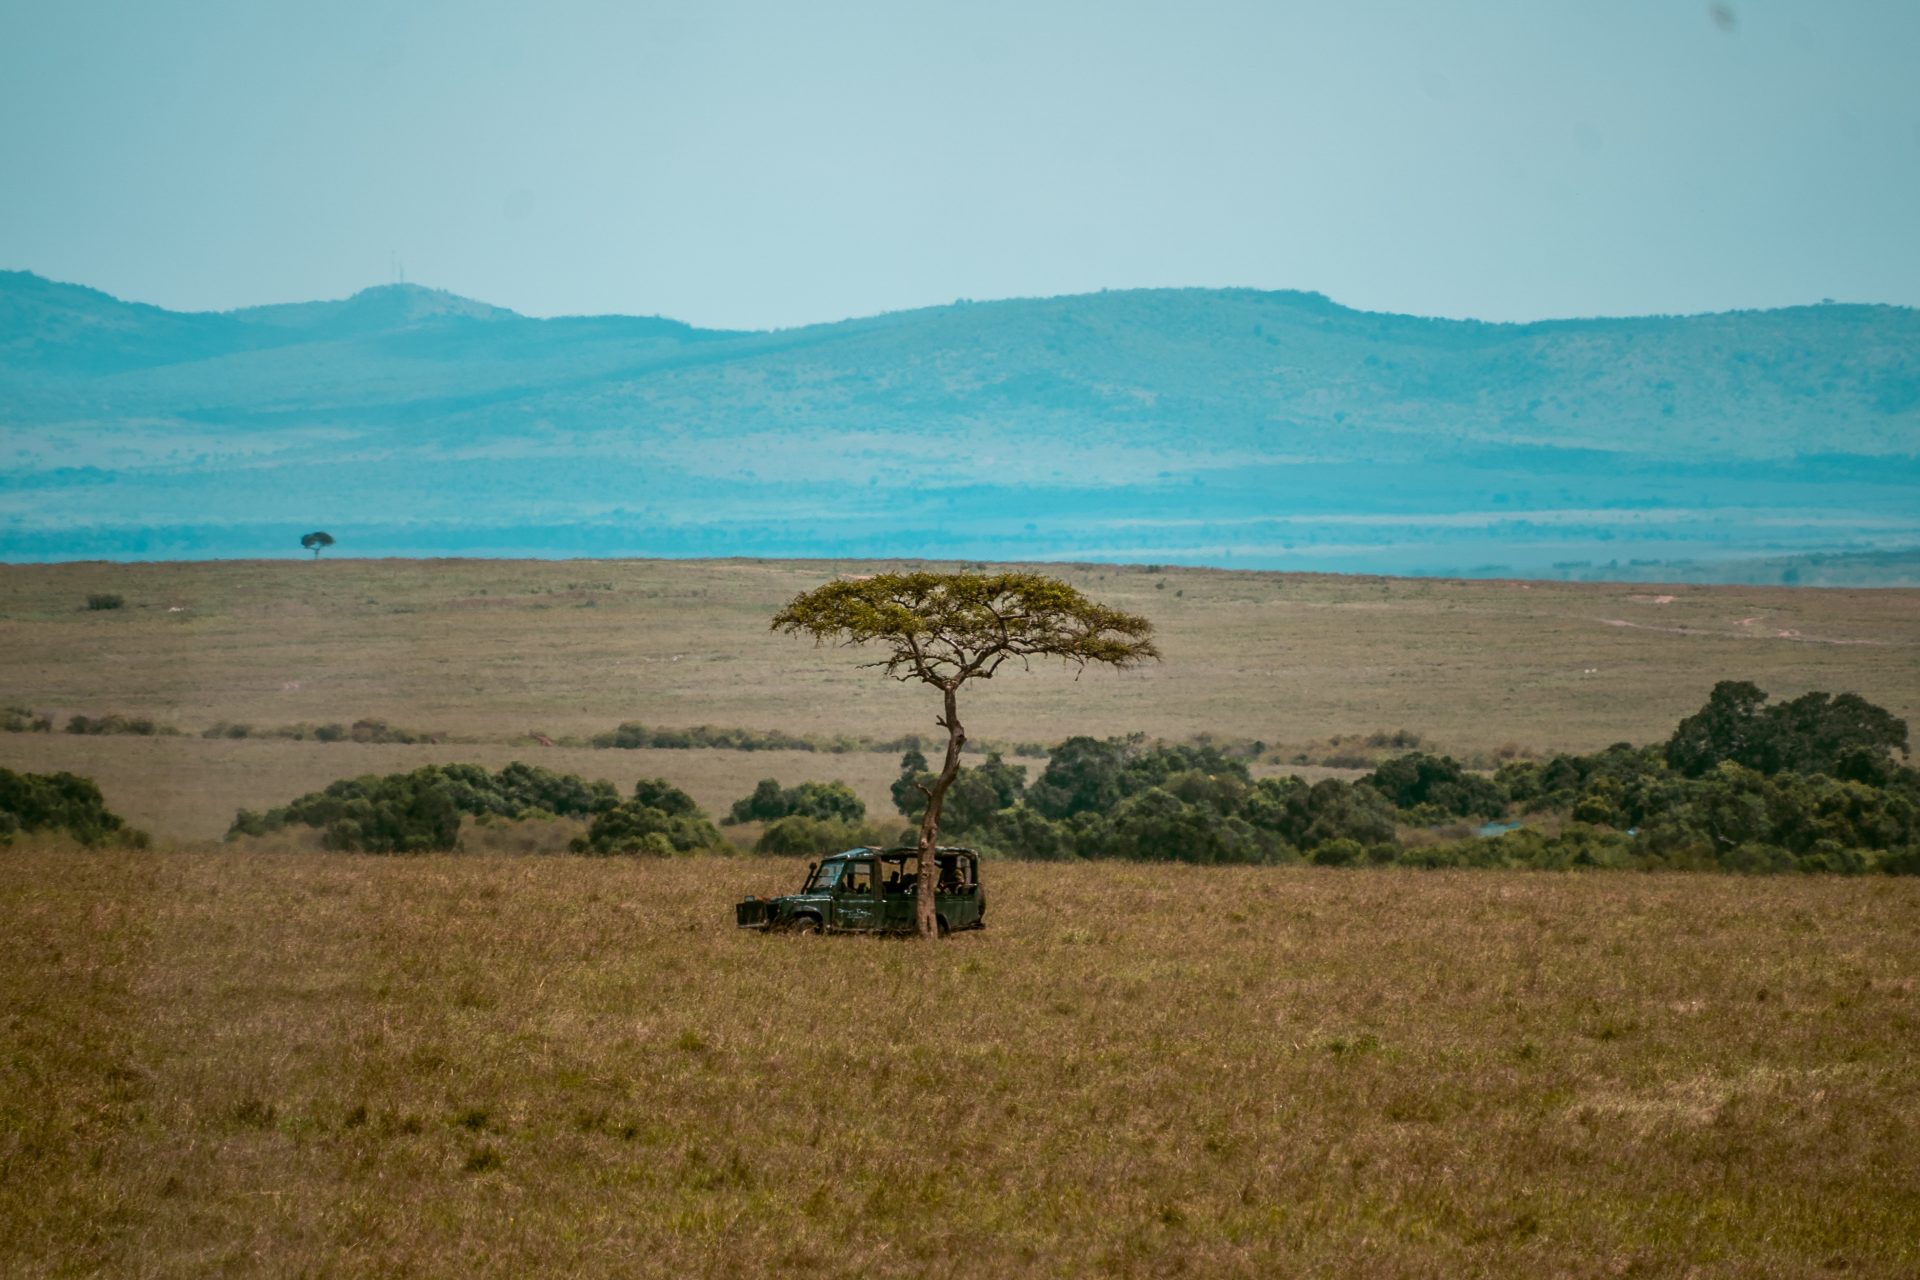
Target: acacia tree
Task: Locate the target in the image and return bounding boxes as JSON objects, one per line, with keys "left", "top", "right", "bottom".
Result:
{"left": 773, "top": 571, "right": 1158, "bottom": 939}
{"left": 301, "top": 531, "right": 336, "bottom": 559}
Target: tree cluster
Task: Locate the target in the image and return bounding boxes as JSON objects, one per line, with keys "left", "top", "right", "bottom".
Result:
{"left": 722, "top": 779, "right": 891, "bottom": 854}
{"left": 1491, "top": 742, "right": 1918, "bottom": 873}
{"left": 230, "top": 762, "right": 625, "bottom": 853}
{"left": 874, "top": 685, "right": 1918, "bottom": 875}
{"left": 591, "top": 720, "right": 926, "bottom": 755}
{"left": 885, "top": 736, "right": 1402, "bottom": 865}
{"left": 1665, "top": 680, "right": 1909, "bottom": 782}
{"left": 569, "top": 777, "right": 727, "bottom": 856}
{"left": 1, "top": 769, "right": 146, "bottom": 847}
{"left": 728, "top": 778, "right": 865, "bottom": 824}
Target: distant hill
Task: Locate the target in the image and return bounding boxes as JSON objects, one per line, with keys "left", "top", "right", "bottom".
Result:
{"left": 1, "top": 270, "right": 1916, "bottom": 580}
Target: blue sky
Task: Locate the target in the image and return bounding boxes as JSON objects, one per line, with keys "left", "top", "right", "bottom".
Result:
{"left": 2, "top": 0, "right": 1916, "bottom": 329}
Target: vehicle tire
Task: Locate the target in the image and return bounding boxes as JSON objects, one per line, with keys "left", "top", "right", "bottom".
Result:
{"left": 936, "top": 915, "right": 950, "bottom": 938}
{"left": 792, "top": 915, "right": 822, "bottom": 936}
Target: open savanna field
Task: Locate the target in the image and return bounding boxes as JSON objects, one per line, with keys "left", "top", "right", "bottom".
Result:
{"left": 5, "top": 850, "right": 1917, "bottom": 1277}
{"left": 1, "top": 557, "right": 1916, "bottom": 842}
{"left": 4, "top": 558, "right": 1920, "bottom": 1275}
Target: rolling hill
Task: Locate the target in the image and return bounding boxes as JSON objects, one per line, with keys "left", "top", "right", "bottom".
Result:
{"left": 2, "top": 270, "right": 1916, "bottom": 580}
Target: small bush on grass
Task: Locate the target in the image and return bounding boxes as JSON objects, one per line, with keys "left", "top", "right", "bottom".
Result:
{"left": 66, "top": 713, "right": 178, "bottom": 736}
{"left": 2, "top": 707, "right": 53, "bottom": 733}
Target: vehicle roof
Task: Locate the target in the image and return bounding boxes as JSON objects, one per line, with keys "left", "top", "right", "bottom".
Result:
{"left": 820, "top": 845, "right": 977, "bottom": 861}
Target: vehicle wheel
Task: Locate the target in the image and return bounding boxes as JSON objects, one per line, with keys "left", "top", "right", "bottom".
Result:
{"left": 792, "top": 916, "right": 822, "bottom": 936}
{"left": 936, "top": 916, "right": 950, "bottom": 938}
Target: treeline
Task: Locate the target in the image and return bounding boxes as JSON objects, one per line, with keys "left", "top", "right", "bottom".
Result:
{"left": 590, "top": 721, "right": 927, "bottom": 755}
{"left": 210, "top": 681, "right": 1917, "bottom": 874}
{"left": 228, "top": 763, "right": 724, "bottom": 855}
{"left": 842, "top": 683, "right": 1916, "bottom": 874}
{"left": 1, "top": 769, "right": 146, "bottom": 847}
{"left": 202, "top": 718, "right": 442, "bottom": 744}
{"left": 1, "top": 708, "right": 442, "bottom": 742}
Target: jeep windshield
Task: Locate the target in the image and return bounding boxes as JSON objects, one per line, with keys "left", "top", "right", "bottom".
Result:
{"left": 803, "top": 862, "right": 844, "bottom": 892}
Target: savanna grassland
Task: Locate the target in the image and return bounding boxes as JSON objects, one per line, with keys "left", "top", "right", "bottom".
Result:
{"left": 4, "top": 850, "right": 1917, "bottom": 1277}
{"left": 4, "top": 557, "right": 1920, "bottom": 1276}
{"left": 1, "top": 557, "right": 1916, "bottom": 842}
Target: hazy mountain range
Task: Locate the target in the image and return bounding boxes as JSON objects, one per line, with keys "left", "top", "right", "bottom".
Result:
{"left": 3, "top": 270, "right": 1917, "bottom": 582}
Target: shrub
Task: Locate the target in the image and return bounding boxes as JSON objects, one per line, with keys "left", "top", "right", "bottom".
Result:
{"left": 66, "top": 713, "right": 175, "bottom": 737}
{"left": 728, "top": 779, "right": 865, "bottom": 825}
{"left": 1024, "top": 736, "right": 1247, "bottom": 821}
{"left": 229, "top": 762, "right": 624, "bottom": 852}
{"left": 1666, "top": 681, "right": 1909, "bottom": 780}
{"left": 754, "top": 814, "right": 877, "bottom": 856}
{"left": 2, "top": 706, "right": 53, "bottom": 733}
{"left": 892, "top": 751, "right": 1026, "bottom": 830}
{"left": 348, "top": 718, "right": 424, "bottom": 744}
{"left": 571, "top": 780, "right": 725, "bottom": 856}
{"left": 1364, "top": 752, "right": 1507, "bottom": 820}
{"left": 591, "top": 721, "right": 815, "bottom": 752}
{"left": 981, "top": 804, "right": 1077, "bottom": 861}
{"left": 85, "top": 593, "right": 124, "bottom": 611}
{"left": 1311, "top": 838, "right": 1365, "bottom": 867}
{"left": 0, "top": 769, "right": 147, "bottom": 847}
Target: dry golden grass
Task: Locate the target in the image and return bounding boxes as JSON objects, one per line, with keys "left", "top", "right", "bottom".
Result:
{"left": 2, "top": 557, "right": 1916, "bottom": 843}
{"left": 3, "top": 849, "right": 1916, "bottom": 1277}
{"left": 5, "top": 558, "right": 1918, "bottom": 1273}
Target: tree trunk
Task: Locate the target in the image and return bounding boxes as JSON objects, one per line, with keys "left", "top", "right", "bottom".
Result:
{"left": 913, "top": 685, "right": 966, "bottom": 939}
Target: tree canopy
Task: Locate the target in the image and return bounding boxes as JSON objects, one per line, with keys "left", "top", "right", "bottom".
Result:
{"left": 1666, "top": 679, "right": 1910, "bottom": 781}
{"left": 772, "top": 571, "right": 1159, "bottom": 686}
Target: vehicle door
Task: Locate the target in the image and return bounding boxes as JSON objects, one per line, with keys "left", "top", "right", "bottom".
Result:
{"left": 879, "top": 856, "right": 916, "bottom": 932}
{"left": 799, "top": 859, "right": 842, "bottom": 926}
{"left": 936, "top": 853, "right": 981, "bottom": 927}
{"left": 835, "top": 858, "right": 881, "bottom": 931}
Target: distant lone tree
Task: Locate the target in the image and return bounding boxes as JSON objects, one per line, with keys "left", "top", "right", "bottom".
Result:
{"left": 300, "top": 531, "right": 335, "bottom": 558}
{"left": 773, "top": 571, "right": 1158, "bottom": 939}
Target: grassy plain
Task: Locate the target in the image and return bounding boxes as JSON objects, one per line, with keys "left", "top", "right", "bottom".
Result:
{"left": 5, "top": 559, "right": 1920, "bottom": 1275}
{"left": 2, "top": 558, "right": 1916, "bottom": 842}
{"left": 4, "top": 849, "right": 1917, "bottom": 1277}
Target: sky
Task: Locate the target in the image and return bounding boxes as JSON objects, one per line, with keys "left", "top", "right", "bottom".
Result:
{"left": 2, "top": 0, "right": 1917, "bottom": 330}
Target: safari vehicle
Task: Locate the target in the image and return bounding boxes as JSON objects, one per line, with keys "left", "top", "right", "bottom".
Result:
{"left": 735, "top": 846, "right": 985, "bottom": 936}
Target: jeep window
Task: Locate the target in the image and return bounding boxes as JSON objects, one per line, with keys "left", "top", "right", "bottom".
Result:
{"left": 805, "top": 862, "right": 842, "bottom": 892}
{"left": 841, "top": 861, "right": 876, "bottom": 895}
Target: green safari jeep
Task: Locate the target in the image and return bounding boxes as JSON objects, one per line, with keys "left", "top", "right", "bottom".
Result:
{"left": 735, "top": 846, "right": 985, "bottom": 936}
